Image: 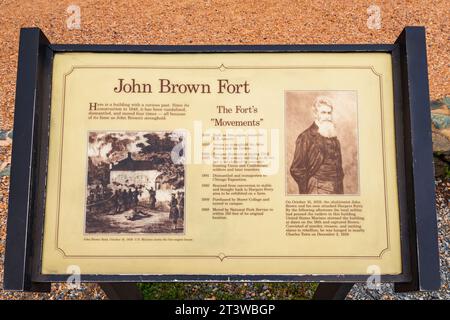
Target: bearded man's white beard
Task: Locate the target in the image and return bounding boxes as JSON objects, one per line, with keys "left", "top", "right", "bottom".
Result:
{"left": 315, "top": 120, "right": 337, "bottom": 138}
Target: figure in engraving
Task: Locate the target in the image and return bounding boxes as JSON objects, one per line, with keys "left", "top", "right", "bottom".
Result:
{"left": 113, "top": 189, "right": 122, "bottom": 214}
{"left": 177, "top": 191, "right": 184, "bottom": 220}
{"left": 290, "top": 96, "right": 344, "bottom": 194}
{"left": 169, "top": 193, "right": 179, "bottom": 230}
{"left": 147, "top": 187, "right": 156, "bottom": 210}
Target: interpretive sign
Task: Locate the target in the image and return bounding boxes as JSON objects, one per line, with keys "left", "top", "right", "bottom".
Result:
{"left": 3, "top": 27, "right": 440, "bottom": 293}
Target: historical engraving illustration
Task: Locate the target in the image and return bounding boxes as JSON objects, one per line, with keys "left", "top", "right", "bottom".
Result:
{"left": 286, "top": 91, "right": 359, "bottom": 195}
{"left": 85, "top": 131, "right": 185, "bottom": 233}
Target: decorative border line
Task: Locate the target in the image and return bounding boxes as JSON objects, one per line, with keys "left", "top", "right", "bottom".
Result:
{"left": 52, "top": 63, "right": 391, "bottom": 260}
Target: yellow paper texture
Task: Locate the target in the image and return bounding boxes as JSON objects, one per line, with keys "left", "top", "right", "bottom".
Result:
{"left": 41, "top": 52, "right": 402, "bottom": 276}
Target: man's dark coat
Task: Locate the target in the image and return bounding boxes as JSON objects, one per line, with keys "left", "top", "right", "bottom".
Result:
{"left": 290, "top": 122, "right": 344, "bottom": 194}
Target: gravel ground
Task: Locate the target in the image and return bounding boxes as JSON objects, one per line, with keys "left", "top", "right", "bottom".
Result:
{"left": 0, "top": 283, "right": 106, "bottom": 300}
{"left": 347, "top": 178, "right": 449, "bottom": 300}
{"left": 0, "top": 0, "right": 448, "bottom": 300}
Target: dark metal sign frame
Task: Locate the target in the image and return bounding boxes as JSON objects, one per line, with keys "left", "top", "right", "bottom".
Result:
{"left": 3, "top": 27, "right": 440, "bottom": 295}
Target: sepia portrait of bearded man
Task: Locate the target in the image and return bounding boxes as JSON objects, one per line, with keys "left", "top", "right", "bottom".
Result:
{"left": 290, "top": 96, "right": 344, "bottom": 194}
